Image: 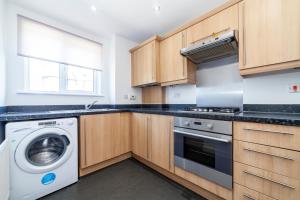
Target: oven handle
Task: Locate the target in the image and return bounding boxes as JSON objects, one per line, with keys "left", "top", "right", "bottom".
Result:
{"left": 174, "top": 130, "right": 232, "bottom": 143}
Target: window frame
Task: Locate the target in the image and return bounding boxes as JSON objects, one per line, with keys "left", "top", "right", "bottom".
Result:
{"left": 23, "top": 57, "right": 103, "bottom": 97}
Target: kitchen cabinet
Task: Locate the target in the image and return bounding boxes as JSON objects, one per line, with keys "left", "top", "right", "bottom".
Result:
{"left": 131, "top": 37, "right": 160, "bottom": 87}
{"left": 234, "top": 183, "right": 276, "bottom": 200}
{"left": 148, "top": 115, "right": 173, "bottom": 171}
{"left": 131, "top": 113, "right": 174, "bottom": 172}
{"left": 233, "top": 122, "right": 300, "bottom": 200}
{"left": 186, "top": 4, "right": 238, "bottom": 45}
{"left": 239, "top": 0, "right": 300, "bottom": 75}
{"left": 131, "top": 113, "right": 149, "bottom": 160}
{"left": 234, "top": 121, "right": 300, "bottom": 151}
{"left": 80, "top": 113, "right": 131, "bottom": 171}
{"left": 234, "top": 162, "right": 300, "bottom": 200}
{"left": 160, "top": 31, "right": 196, "bottom": 86}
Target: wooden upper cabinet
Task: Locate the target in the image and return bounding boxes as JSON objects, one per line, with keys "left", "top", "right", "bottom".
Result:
{"left": 131, "top": 37, "right": 160, "bottom": 87}
{"left": 80, "top": 113, "right": 131, "bottom": 169}
{"left": 239, "top": 0, "right": 300, "bottom": 75}
{"left": 148, "top": 115, "right": 173, "bottom": 171}
{"left": 186, "top": 4, "right": 238, "bottom": 45}
{"left": 131, "top": 113, "right": 149, "bottom": 160}
{"left": 160, "top": 31, "right": 196, "bottom": 86}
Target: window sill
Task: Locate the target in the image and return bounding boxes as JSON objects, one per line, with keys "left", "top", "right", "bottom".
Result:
{"left": 17, "top": 90, "right": 105, "bottom": 97}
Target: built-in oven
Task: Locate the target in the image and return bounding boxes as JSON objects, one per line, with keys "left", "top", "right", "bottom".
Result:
{"left": 174, "top": 117, "right": 232, "bottom": 189}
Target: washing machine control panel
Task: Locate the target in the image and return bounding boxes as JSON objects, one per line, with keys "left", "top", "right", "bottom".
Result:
{"left": 38, "top": 121, "right": 57, "bottom": 126}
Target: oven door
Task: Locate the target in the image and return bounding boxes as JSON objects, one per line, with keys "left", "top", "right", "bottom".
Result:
{"left": 174, "top": 127, "right": 232, "bottom": 189}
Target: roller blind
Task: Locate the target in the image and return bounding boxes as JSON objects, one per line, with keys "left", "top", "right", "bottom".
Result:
{"left": 18, "top": 16, "right": 103, "bottom": 70}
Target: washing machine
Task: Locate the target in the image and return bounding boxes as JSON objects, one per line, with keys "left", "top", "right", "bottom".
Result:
{"left": 6, "top": 118, "right": 78, "bottom": 200}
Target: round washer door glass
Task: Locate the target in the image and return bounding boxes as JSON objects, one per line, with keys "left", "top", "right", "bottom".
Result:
{"left": 26, "top": 134, "right": 70, "bottom": 166}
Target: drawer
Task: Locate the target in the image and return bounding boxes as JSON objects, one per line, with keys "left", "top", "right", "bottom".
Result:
{"left": 234, "top": 183, "right": 275, "bottom": 200}
{"left": 234, "top": 140, "right": 300, "bottom": 179}
{"left": 234, "top": 162, "right": 300, "bottom": 200}
{"left": 234, "top": 122, "right": 300, "bottom": 151}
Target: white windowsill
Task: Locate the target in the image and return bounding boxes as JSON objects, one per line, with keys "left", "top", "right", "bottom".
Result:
{"left": 17, "top": 90, "right": 105, "bottom": 97}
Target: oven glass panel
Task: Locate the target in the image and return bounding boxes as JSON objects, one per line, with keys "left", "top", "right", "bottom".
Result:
{"left": 184, "top": 137, "right": 215, "bottom": 168}
{"left": 175, "top": 131, "right": 232, "bottom": 176}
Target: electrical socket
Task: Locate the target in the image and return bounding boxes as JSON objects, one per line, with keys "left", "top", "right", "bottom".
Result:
{"left": 130, "top": 95, "right": 136, "bottom": 101}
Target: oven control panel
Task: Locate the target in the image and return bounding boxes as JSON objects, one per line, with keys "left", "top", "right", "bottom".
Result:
{"left": 174, "top": 117, "right": 232, "bottom": 135}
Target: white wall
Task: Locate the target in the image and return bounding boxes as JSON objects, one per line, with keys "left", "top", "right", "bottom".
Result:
{"left": 243, "top": 69, "right": 300, "bottom": 104}
{"left": 166, "top": 67, "right": 300, "bottom": 105}
{"left": 0, "top": 0, "right": 6, "bottom": 106}
{"left": 166, "top": 85, "right": 196, "bottom": 104}
{"left": 4, "top": 3, "right": 112, "bottom": 105}
{"left": 111, "top": 35, "right": 141, "bottom": 104}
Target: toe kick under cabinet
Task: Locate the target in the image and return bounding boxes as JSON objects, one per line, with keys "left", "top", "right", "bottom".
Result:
{"left": 233, "top": 122, "right": 300, "bottom": 200}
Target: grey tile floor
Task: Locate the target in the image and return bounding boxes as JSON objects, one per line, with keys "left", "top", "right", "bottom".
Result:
{"left": 40, "top": 159, "right": 207, "bottom": 200}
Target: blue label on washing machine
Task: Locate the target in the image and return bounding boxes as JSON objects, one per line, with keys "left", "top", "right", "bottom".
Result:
{"left": 41, "top": 173, "right": 56, "bottom": 185}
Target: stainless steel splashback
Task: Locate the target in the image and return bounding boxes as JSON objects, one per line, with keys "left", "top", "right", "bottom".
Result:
{"left": 196, "top": 55, "right": 243, "bottom": 109}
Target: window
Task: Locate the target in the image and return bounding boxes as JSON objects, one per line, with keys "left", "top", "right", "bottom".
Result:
{"left": 25, "top": 58, "right": 101, "bottom": 94}
{"left": 18, "top": 16, "right": 103, "bottom": 95}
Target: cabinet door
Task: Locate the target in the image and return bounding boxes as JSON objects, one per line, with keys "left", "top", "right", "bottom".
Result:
{"left": 131, "top": 49, "right": 142, "bottom": 86}
{"left": 118, "top": 113, "right": 131, "bottom": 155}
{"left": 186, "top": 4, "right": 238, "bottom": 45}
{"left": 160, "top": 31, "right": 186, "bottom": 83}
{"left": 239, "top": 0, "right": 300, "bottom": 70}
{"left": 131, "top": 41, "right": 159, "bottom": 86}
{"left": 149, "top": 115, "right": 173, "bottom": 171}
{"left": 80, "top": 113, "right": 123, "bottom": 168}
{"left": 131, "top": 113, "right": 149, "bottom": 160}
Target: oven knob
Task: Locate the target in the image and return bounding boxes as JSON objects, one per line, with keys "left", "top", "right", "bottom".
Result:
{"left": 206, "top": 124, "right": 213, "bottom": 129}
{"left": 184, "top": 121, "right": 191, "bottom": 126}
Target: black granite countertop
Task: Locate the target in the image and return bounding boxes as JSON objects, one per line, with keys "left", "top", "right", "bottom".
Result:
{"left": 1, "top": 107, "right": 300, "bottom": 126}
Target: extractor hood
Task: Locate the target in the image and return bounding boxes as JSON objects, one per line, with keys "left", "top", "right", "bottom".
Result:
{"left": 180, "top": 30, "right": 238, "bottom": 64}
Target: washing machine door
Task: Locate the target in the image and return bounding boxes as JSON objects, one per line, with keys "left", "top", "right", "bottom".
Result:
{"left": 15, "top": 127, "right": 74, "bottom": 174}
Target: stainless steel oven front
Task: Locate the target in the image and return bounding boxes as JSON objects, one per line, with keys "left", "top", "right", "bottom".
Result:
{"left": 174, "top": 117, "right": 232, "bottom": 189}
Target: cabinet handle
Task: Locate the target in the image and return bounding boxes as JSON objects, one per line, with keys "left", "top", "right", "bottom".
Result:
{"left": 243, "top": 170, "right": 296, "bottom": 189}
{"left": 243, "top": 194, "right": 257, "bottom": 200}
{"left": 244, "top": 147, "right": 295, "bottom": 161}
{"left": 243, "top": 128, "right": 294, "bottom": 135}
{"left": 242, "top": 2, "right": 246, "bottom": 66}
{"left": 182, "top": 32, "right": 187, "bottom": 78}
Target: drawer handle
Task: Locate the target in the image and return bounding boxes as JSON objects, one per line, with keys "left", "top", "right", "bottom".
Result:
{"left": 243, "top": 194, "right": 257, "bottom": 200}
{"left": 243, "top": 128, "right": 294, "bottom": 135}
{"left": 243, "top": 170, "right": 296, "bottom": 190}
{"left": 244, "top": 148, "right": 295, "bottom": 161}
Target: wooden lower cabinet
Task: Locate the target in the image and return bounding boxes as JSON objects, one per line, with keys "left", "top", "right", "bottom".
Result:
{"left": 234, "top": 184, "right": 276, "bottom": 200}
{"left": 131, "top": 113, "right": 173, "bottom": 171}
{"left": 234, "top": 140, "right": 300, "bottom": 179}
{"left": 234, "top": 162, "right": 300, "bottom": 200}
{"left": 79, "top": 113, "right": 131, "bottom": 175}
{"left": 148, "top": 114, "right": 173, "bottom": 171}
{"left": 234, "top": 121, "right": 300, "bottom": 151}
{"left": 131, "top": 113, "right": 149, "bottom": 160}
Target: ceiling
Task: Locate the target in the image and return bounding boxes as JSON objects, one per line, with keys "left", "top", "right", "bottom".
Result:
{"left": 7, "top": 0, "right": 228, "bottom": 42}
